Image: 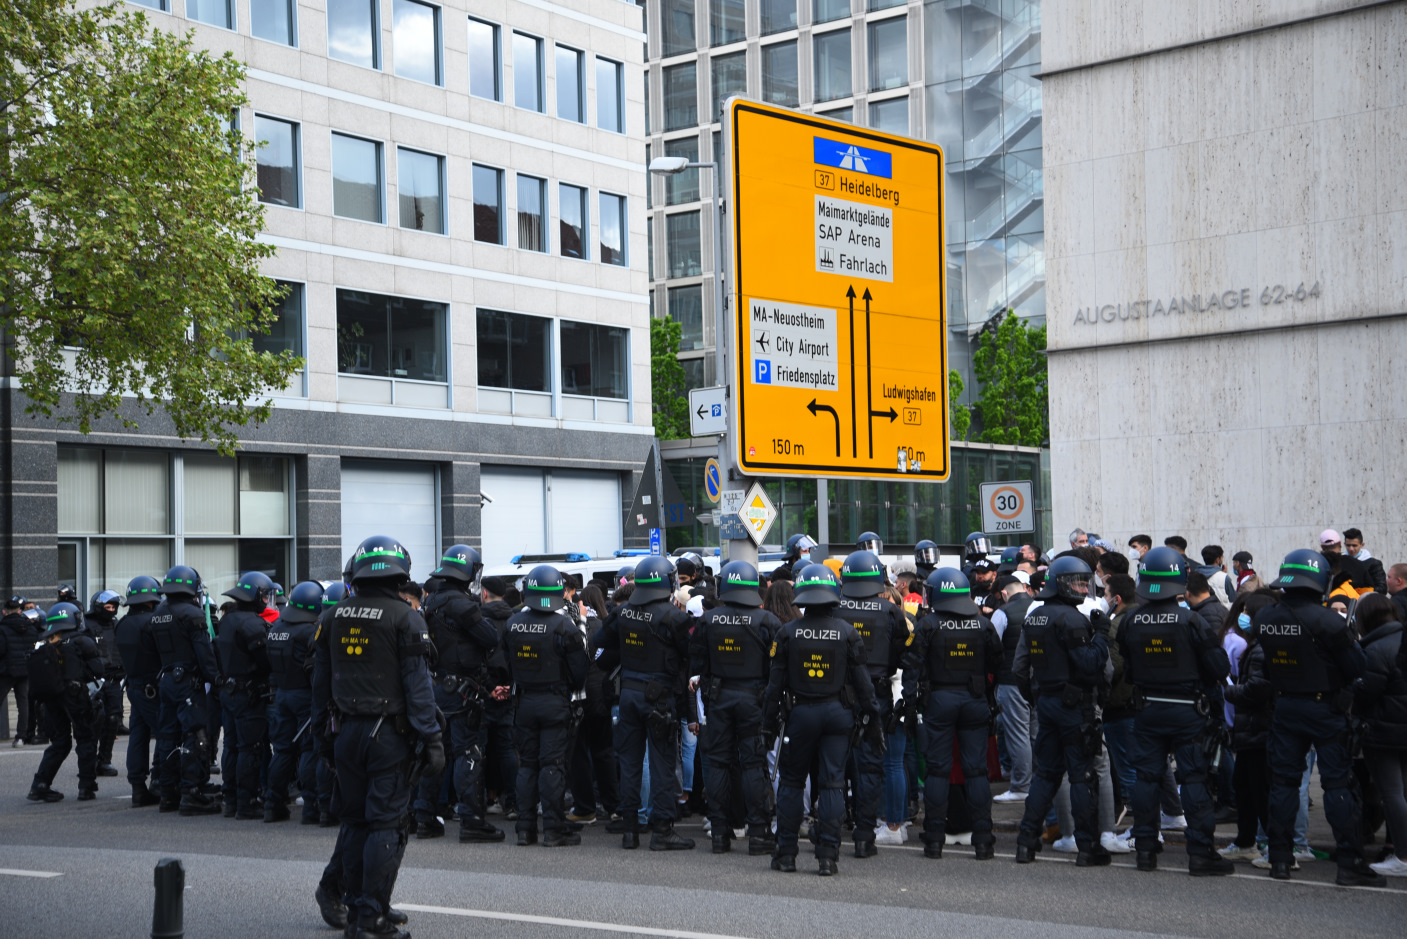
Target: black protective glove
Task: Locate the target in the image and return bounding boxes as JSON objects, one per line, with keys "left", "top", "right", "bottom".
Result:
{"left": 421, "top": 731, "right": 446, "bottom": 777}
{"left": 862, "top": 710, "right": 885, "bottom": 750}
{"left": 1090, "top": 609, "right": 1113, "bottom": 639}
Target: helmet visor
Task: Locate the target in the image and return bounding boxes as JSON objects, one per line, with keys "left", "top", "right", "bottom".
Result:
{"left": 1055, "top": 571, "right": 1094, "bottom": 602}
{"left": 857, "top": 537, "right": 882, "bottom": 554}
{"left": 968, "top": 536, "right": 991, "bottom": 557}
{"left": 916, "top": 546, "right": 937, "bottom": 567}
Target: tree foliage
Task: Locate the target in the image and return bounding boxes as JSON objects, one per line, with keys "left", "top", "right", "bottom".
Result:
{"left": 948, "top": 369, "right": 970, "bottom": 442}
{"left": 1, "top": 0, "right": 300, "bottom": 454}
{"left": 972, "top": 311, "right": 1048, "bottom": 447}
{"left": 650, "top": 316, "right": 689, "bottom": 440}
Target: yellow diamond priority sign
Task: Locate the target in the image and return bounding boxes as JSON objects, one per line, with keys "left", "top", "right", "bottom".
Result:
{"left": 739, "top": 482, "right": 777, "bottom": 546}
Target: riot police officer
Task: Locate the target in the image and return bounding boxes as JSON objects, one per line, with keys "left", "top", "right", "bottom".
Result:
{"left": 264, "top": 581, "right": 323, "bottom": 823}
{"left": 856, "top": 531, "right": 883, "bottom": 555}
{"left": 312, "top": 535, "right": 442, "bottom": 939}
{"left": 776, "top": 534, "right": 819, "bottom": 581}
{"left": 143, "top": 565, "right": 222, "bottom": 815}
{"left": 115, "top": 576, "right": 164, "bottom": 806}
{"left": 1118, "top": 547, "right": 1233, "bottom": 875}
{"left": 414, "top": 544, "right": 503, "bottom": 843}
{"left": 1254, "top": 549, "right": 1385, "bottom": 887}
{"left": 503, "top": 565, "right": 590, "bottom": 846}
{"left": 914, "top": 540, "right": 939, "bottom": 582}
{"left": 1012, "top": 555, "right": 1111, "bottom": 867}
{"left": 86, "top": 589, "right": 124, "bottom": 777}
{"left": 690, "top": 560, "right": 781, "bottom": 855}
{"left": 837, "top": 550, "right": 910, "bottom": 857}
{"left": 25, "top": 603, "right": 103, "bottom": 802}
{"left": 962, "top": 532, "right": 991, "bottom": 578}
{"left": 904, "top": 568, "right": 1002, "bottom": 859}
{"left": 478, "top": 576, "right": 520, "bottom": 820}
{"left": 593, "top": 555, "right": 695, "bottom": 850}
{"left": 764, "top": 564, "right": 879, "bottom": 876}
{"left": 217, "top": 572, "right": 275, "bottom": 819}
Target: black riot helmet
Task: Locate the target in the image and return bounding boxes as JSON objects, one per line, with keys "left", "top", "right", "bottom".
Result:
{"left": 925, "top": 567, "right": 980, "bottom": 616}
{"left": 350, "top": 535, "right": 412, "bottom": 584}
{"left": 161, "top": 565, "right": 202, "bottom": 598}
{"left": 124, "top": 576, "right": 162, "bottom": 607}
{"left": 272, "top": 583, "right": 286, "bottom": 607}
{"left": 718, "top": 560, "right": 763, "bottom": 606}
{"left": 676, "top": 552, "right": 704, "bottom": 582}
{"left": 433, "top": 544, "right": 483, "bottom": 587}
{"left": 44, "top": 602, "right": 84, "bottom": 636}
{"left": 523, "top": 565, "right": 567, "bottom": 612}
{"left": 88, "top": 589, "right": 122, "bottom": 613}
{"left": 282, "top": 581, "right": 326, "bottom": 624}
{"left": 914, "top": 540, "right": 939, "bottom": 570}
{"left": 56, "top": 584, "right": 78, "bottom": 604}
{"left": 793, "top": 564, "right": 841, "bottom": 607}
{"left": 1037, "top": 555, "right": 1094, "bottom": 602}
{"left": 630, "top": 556, "right": 676, "bottom": 604}
{"left": 1135, "top": 546, "right": 1188, "bottom": 601}
{"left": 856, "top": 531, "right": 883, "bottom": 555}
{"left": 341, "top": 555, "right": 355, "bottom": 585}
{"left": 785, "top": 533, "right": 818, "bottom": 562}
{"left": 321, "top": 582, "right": 349, "bottom": 607}
{"left": 1276, "top": 548, "right": 1330, "bottom": 595}
{"left": 964, "top": 532, "right": 991, "bottom": 563}
{"left": 615, "top": 565, "right": 634, "bottom": 585}
{"left": 223, "top": 571, "right": 276, "bottom": 605}
{"left": 840, "top": 551, "right": 886, "bottom": 599}
{"left": 22, "top": 607, "right": 45, "bottom": 628}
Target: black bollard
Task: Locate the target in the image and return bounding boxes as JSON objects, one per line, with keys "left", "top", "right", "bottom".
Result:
{"left": 151, "top": 857, "right": 184, "bottom": 939}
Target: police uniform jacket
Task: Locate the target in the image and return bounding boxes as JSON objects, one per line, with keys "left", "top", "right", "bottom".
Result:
{"left": 480, "top": 598, "right": 517, "bottom": 688}
{"left": 837, "top": 595, "right": 911, "bottom": 688}
{"left": 1116, "top": 598, "right": 1229, "bottom": 697}
{"left": 88, "top": 609, "right": 122, "bottom": 677}
{"left": 142, "top": 596, "right": 220, "bottom": 683}
{"left": 689, "top": 603, "right": 781, "bottom": 689}
{"left": 217, "top": 605, "right": 272, "bottom": 682}
{"left": 115, "top": 606, "right": 162, "bottom": 687}
{"left": 502, "top": 608, "right": 589, "bottom": 695}
{"left": 592, "top": 597, "right": 692, "bottom": 711}
{"left": 1251, "top": 594, "right": 1365, "bottom": 696}
{"left": 1011, "top": 597, "right": 1108, "bottom": 697}
{"left": 903, "top": 606, "right": 1002, "bottom": 698}
{"left": 266, "top": 615, "right": 317, "bottom": 692}
{"left": 56, "top": 633, "right": 104, "bottom": 688}
{"left": 422, "top": 584, "right": 499, "bottom": 683}
{"left": 762, "top": 610, "right": 878, "bottom": 729}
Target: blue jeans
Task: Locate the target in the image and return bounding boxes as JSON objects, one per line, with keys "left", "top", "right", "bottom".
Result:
{"left": 679, "top": 720, "right": 697, "bottom": 797}
{"left": 882, "top": 729, "right": 907, "bottom": 823}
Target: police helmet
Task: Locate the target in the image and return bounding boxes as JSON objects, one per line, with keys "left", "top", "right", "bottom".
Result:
{"left": 1135, "top": 546, "right": 1188, "bottom": 601}
{"left": 88, "top": 589, "right": 122, "bottom": 612}
{"left": 524, "top": 565, "right": 567, "bottom": 612}
{"left": 630, "top": 556, "right": 676, "bottom": 604}
{"left": 342, "top": 555, "right": 355, "bottom": 584}
{"left": 124, "top": 576, "right": 162, "bottom": 606}
{"left": 615, "top": 565, "right": 634, "bottom": 585}
{"left": 840, "top": 551, "right": 886, "bottom": 599}
{"left": 676, "top": 552, "right": 704, "bottom": 580}
{"left": 793, "top": 563, "right": 842, "bottom": 606}
{"left": 321, "top": 582, "right": 349, "bottom": 607}
{"left": 223, "top": 571, "right": 276, "bottom": 605}
{"left": 433, "top": 544, "right": 483, "bottom": 586}
{"left": 44, "top": 602, "right": 84, "bottom": 636}
{"left": 282, "top": 581, "right": 325, "bottom": 624}
{"left": 856, "top": 531, "right": 883, "bottom": 555}
{"left": 350, "top": 535, "right": 412, "bottom": 584}
{"left": 964, "top": 532, "right": 991, "bottom": 562}
{"left": 1037, "top": 555, "right": 1094, "bottom": 602}
{"left": 272, "top": 583, "right": 287, "bottom": 607}
{"left": 161, "top": 565, "right": 202, "bottom": 597}
{"left": 925, "top": 567, "right": 980, "bottom": 616}
{"left": 914, "top": 540, "right": 939, "bottom": 569}
{"left": 1276, "top": 548, "right": 1329, "bottom": 594}
{"left": 22, "top": 607, "right": 45, "bottom": 627}
{"left": 56, "top": 584, "right": 78, "bottom": 604}
{"left": 1000, "top": 546, "right": 1020, "bottom": 565}
{"left": 718, "top": 561, "right": 762, "bottom": 606}
{"left": 785, "top": 533, "right": 818, "bottom": 562}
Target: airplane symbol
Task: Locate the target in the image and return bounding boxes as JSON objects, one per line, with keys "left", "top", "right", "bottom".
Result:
{"left": 755, "top": 333, "right": 770, "bottom": 352}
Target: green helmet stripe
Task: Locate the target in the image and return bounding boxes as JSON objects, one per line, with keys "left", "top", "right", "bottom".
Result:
{"left": 1280, "top": 563, "right": 1321, "bottom": 573}
{"left": 526, "top": 585, "right": 561, "bottom": 591}
{"left": 725, "top": 579, "right": 760, "bottom": 586}
{"left": 844, "top": 571, "right": 883, "bottom": 577}
{"left": 1139, "top": 570, "right": 1182, "bottom": 577}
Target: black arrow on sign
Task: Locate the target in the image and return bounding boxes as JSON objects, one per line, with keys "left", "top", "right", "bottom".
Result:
{"left": 870, "top": 407, "right": 897, "bottom": 422}
{"left": 846, "top": 286, "right": 857, "bottom": 458}
{"left": 863, "top": 288, "right": 877, "bottom": 458}
{"left": 807, "top": 399, "right": 840, "bottom": 457}
{"left": 696, "top": 404, "right": 708, "bottom": 421}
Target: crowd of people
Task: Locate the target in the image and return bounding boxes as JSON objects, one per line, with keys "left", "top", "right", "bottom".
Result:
{"left": 1, "top": 522, "right": 1404, "bottom": 937}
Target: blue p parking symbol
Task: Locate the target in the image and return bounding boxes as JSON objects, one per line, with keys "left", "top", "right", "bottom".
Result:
{"left": 755, "top": 360, "right": 771, "bottom": 384}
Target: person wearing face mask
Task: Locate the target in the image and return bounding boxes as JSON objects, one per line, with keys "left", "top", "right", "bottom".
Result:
{"left": 1221, "top": 591, "right": 1277, "bottom": 863}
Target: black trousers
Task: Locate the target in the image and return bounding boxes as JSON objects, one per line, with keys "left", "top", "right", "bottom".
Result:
{"left": 35, "top": 690, "right": 98, "bottom": 791}
{"left": 221, "top": 686, "right": 269, "bottom": 812}
{"left": 0, "top": 676, "right": 30, "bottom": 741}
{"left": 569, "top": 709, "right": 619, "bottom": 816}
{"left": 124, "top": 680, "right": 161, "bottom": 785}
{"left": 514, "top": 693, "right": 573, "bottom": 835}
{"left": 775, "top": 700, "right": 851, "bottom": 860}
{"left": 702, "top": 684, "right": 772, "bottom": 837}
{"left": 96, "top": 678, "right": 123, "bottom": 765}
{"left": 1268, "top": 697, "right": 1362, "bottom": 867}
{"left": 919, "top": 688, "right": 994, "bottom": 847}
{"left": 155, "top": 673, "right": 211, "bottom": 796}
{"left": 615, "top": 685, "right": 680, "bottom": 830}
{"left": 485, "top": 701, "right": 519, "bottom": 809}
{"left": 1232, "top": 746, "right": 1270, "bottom": 849}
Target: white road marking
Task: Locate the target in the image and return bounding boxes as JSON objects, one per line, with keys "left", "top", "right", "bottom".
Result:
{"left": 0, "top": 869, "right": 62, "bottom": 878}
{"left": 398, "top": 904, "right": 758, "bottom": 939}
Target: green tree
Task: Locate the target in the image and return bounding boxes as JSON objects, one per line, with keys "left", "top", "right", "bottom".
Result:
{"left": 948, "top": 369, "right": 970, "bottom": 442}
{"left": 972, "top": 311, "right": 1048, "bottom": 447}
{"left": 1, "top": 0, "right": 300, "bottom": 454}
{"left": 650, "top": 316, "right": 689, "bottom": 440}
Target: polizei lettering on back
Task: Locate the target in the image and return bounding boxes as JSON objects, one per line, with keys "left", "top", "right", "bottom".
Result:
{"left": 794, "top": 628, "right": 841, "bottom": 641}
{"left": 335, "top": 607, "right": 385, "bottom": 620}
{"left": 1259, "top": 622, "right": 1302, "bottom": 636}
{"left": 509, "top": 622, "right": 549, "bottom": 634}
{"left": 1134, "top": 613, "right": 1181, "bottom": 624}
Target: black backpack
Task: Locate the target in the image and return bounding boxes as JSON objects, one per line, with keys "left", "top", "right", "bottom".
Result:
{"left": 28, "top": 640, "right": 64, "bottom": 697}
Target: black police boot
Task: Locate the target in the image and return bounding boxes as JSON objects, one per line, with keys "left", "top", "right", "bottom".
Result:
{"left": 223, "top": 801, "right": 237, "bottom": 818}
{"left": 385, "top": 908, "right": 408, "bottom": 926}
{"left": 818, "top": 858, "right": 838, "bottom": 877}
{"left": 236, "top": 800, "right": 263, "bottom": 820}
{"left": 712, "top": 832, "right": 732, "bottom": 854}
{"left": 131, "top": 782, "right": 161, "bottom": 807}
{"left": 264, "top": 801, "right": 291, "bottom": 823}
{"left": 459, "top": 820, "right": 506, "bottom": 843}
{"left": 314, "top": 884, "right": 348, "bottom": 930}
{"left": 27, "top": 781, "right": 64, "bottom": 803}
{"left": 352, "top": 914, "right": 410, "bottom": 939}
{"left": 748, "top": 834, "right": 777, "bottom": 856}
{"left": 650, "top": 826, "right": 696, "bottom": 851}
{"left": 1076, "top": 845, "right": 1111, "bottom": 867}
{"left": 1014, "top": 840, "right": 1039, "bottom": 864}
{"left": 855, "top": 839, "right": 876, "bottom": 859}
{"left": 605, "top": 815, "right": 630, "bottom": 834}
{"left": 77, "top": 787, "right": 98, "bottom": 801}
{"left": 1189, "top": 853, "right": 1235, "bottom": 877}
{"left": 622, "top": 831, "right": 640, "bottom": 849}
{"left": 320, "top": 810, "right": 339, "bottom": 827}
{"left": 158, "top": 790, "right": 181, "bottom": 813}
{"left": 1336, "top": 859, "right": 1388, "bottom": 888}
{"left": 974, "top": 842, "right": 995, "bottom": 861}
{"left": 1136, "top": 850, "right": 1158, "bottom": 872}
{"left": 179, "top": 792, "right": 222, "bottom": 816}
{"left": 97, "top": 763, "right": 119, "bottom": 777}
{"left": 517, "top": 830, "right": 538, "bottom": 846}
{"left": 771, "top": 854, "right": 797, "bottom": 873}
{"left": 543, "top": 830, "right": 581, "bottom": 847}
{"left": 415, "top": 817, "right": 445, "bottom": 839}
{"left": 1269, "top": 860, "right": 1292, "bottom": 880}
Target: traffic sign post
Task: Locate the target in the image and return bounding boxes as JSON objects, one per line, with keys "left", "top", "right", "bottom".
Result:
{"left": 979, "top": 480, "right": 1034, "bottom": 535}
{"left": 689, "top": 387, "right": 728, "bottom": 437}
{"left": 724, "top": 99, "right": 948, "bottom": 482}
{"left": 703, "top": 458, "right": 722, "bottom": 504}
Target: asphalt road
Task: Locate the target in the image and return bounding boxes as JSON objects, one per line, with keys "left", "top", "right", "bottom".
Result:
{"left": 0, "top": 740, "right": 1401, "bottom": 939}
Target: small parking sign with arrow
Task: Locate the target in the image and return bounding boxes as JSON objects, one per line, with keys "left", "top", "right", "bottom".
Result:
{"left": 688, "top": 386, "right": 728, "bottom": 436}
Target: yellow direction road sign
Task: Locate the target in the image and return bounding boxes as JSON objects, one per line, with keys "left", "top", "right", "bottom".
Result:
{"left": 725, "top": 99, "right": 949, "bottom": 481}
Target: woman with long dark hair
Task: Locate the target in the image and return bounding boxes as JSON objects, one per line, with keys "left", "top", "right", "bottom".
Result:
{"left": 763, "top": 580, "right": 800, "bottom": 624}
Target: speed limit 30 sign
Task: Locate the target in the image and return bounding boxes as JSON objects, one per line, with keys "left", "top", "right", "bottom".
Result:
{"left": 979, "top": 480, "right": 1033, "bottom": 534}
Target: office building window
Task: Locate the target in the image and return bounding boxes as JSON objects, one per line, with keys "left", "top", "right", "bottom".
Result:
{"left": 517, "top": 175, "right": 548, "bottom": 252}
{"left": 666, "top": 211, "right": 701, "bottom": 278}
{"left": 668, "top": 285, "right": 704, "bottom": 349}
{"left": 187, "top": 0, "right": 233, "bottom": 29}
{"left": 327, "top": 0, "right": 378, "bottom": 69}
{"left": 556, "top": 45, "right": 585, "bottom": 122}
{"left": 711, "top": 52, "right": 746, "bottom": 124}
{"left": 599, "top": 193, "right": 627, "bottom": 266}
{"left": 513, "top": 32, "right": 544, "bottom": 111}
{"left": 711, "top": 0, "right": 744, "bottom": 46}
{"left": 255, "top": 116, "right": 299, "bottom": 208}
{"left": 662, "top": 0, "right": 696, "bottom": 57}
{"left": 468, "top": 18, "right": 501, "bottom": 100}
{"left": 249, "top": 281, "right": 306, "bottom": 360}
{"left": 473, "top": 164, "right": 504, "bottom": 244}
{"left": 664, "top": 136, "right": 699, "bottom": 205}
{"left": 762, "top": 42, "right": 798, "bottom": 107}
{"left": 560, "top": 322, "right": 628, "bottom": 398}
{"left": 645, "top": 144, "right": 653, "bottom": 209}
{"left": 331, "top": 132, "right": 383, "bottom": 223}
{"left": 869, "top": 0, "right": 903, "bottom": 9}
{"left": 645, "top": 76, "right": 651, "bottom": 135}
{"left": 398, "top": 148, "right": 444, "bottom": 234}
{"left": 477, "top": 309, "right": 550, "bottom": 392}
{"left": 251, "top": 0, "right": 295, "bottom": 45}
{"left": 760, "top": 0, "right": 796, "bottom": 36}
{"left": 820, "top": 106, "right": 853, "bottom": 122}
{"left": 813, "top": 29, "right": 851, "bottom": 102}
{"left": 663, "top": 63, "right": 697, "bottom": 131}
{"left": 597, "top": 58, "right": 624, "bottom": 132}
{"left": 868, "top": 17, "right": 907, "bottom": 91}
{"left": 393, "top": 0, "right": 441, "bottom": 85}
{"left": 648, "top": 224, "right": 655, "bottom": 279}
{"left": 336, "top": 289, "right": 447, "bottom": 382}
{"left": 560, "top": 183, "right": 588, "bottom": 259}
{"left": 869, "top": 96, "right": 908, "bottom": 134}
{"left": 814, "top": 0, "right": 848, "bottom": 24}
{"left": 128, "top": 0, "right": 167, "bottom": 9}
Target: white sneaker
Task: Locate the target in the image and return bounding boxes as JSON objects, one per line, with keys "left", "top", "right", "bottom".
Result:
{"left": 701, "top": 819, "right": 711, "bottom": 833}
{"left": 733, "top": 828, "right": 746, "bottom": 839}
{"left": 1160, "top": 814, "right": 1187, "bottom": 830}
{"left": 900, "top": 821, "right": 911, "bottom": 843}
{"left": 875, "top": 825, "right": 904, "bottom": 846}
{"left": 1252, "top": 855, "right": 1299, "bottom": 871}
{"left": 945, "top": 831, "right": 974, "bottom": 846}
{"left": 1292, "top": 847, "right": 1316, "bottom": 863}
{"left": 1220, "top": 843, "right": 1263, "bottom": 862}
{"left": 1101, "top": 831, "right": 1133, "bottom": 854}
{"left": 1369, "top": 856, "right": 1407, "bottom": 877}
{"left": 993, "top": 790, "right": 1028, "bottom": 803}
{"left": 1052, "top": 835, "right": 1078, "bottom": 853}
